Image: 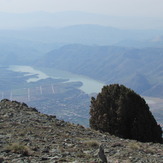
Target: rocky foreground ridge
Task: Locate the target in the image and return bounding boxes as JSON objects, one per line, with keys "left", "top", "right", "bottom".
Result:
{"left": 0, "top": 99, "right": 162, "bottom": 163}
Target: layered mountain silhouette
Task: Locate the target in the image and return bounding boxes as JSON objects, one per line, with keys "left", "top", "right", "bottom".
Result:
{"left": 37, "top": 44, "right": 163, "bottom": 97}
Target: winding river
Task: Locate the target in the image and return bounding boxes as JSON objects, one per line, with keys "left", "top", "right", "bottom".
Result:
{"left": 9, "top": 65, "right": 105, "bottom": 94}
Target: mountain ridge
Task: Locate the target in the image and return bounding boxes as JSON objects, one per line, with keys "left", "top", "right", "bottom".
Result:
{"left": 37, "top": 44, "right": 163, "bottom": 97}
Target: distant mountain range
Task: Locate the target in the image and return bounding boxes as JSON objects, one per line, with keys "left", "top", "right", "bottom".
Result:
{"left": 0, "top": 24, "right": 163, "bottom": 47}
{"left": 37, "top": 44, "right": 163, "bottom": 97}
{"left": 0, "top": 11, "right": 163, "bottom": 29}
{"left": 0, "top": 22, "right": 163, "bottom": 98}
{"left": 0, "top": 24, "right": 163, "bottom": 66}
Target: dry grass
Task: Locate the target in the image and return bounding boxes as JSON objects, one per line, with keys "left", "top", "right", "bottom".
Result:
{"left": 83, "top": 140, "right": 100, "bottom": 148}
{"left": 6, "top": 142, "right": 31, "bottom": 156}
{"left": 76, "top": 151, "right": 91, "bottom": 159}
{"left": 144, "top": 147, "right": 155, "bottom": 154}
{"left": 128, "top": 142, "right": 141, "bottom": 150}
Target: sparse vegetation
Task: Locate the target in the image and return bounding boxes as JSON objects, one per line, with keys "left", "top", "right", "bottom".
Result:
{"left": 128, "top": 142, "right": 141, "bottom": 150}
{"left": 6, "top": 143, "right": 31, "bottom": 156}
{"left": 83, "top": 140, "right": 100, "bottom": 148}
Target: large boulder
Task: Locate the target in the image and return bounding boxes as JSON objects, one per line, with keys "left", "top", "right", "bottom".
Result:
{"left": 90, "top": 84, "right": 162, "bottom": 143}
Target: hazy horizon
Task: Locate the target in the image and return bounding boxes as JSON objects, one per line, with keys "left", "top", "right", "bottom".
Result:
{"left": 0, "top": 11, "right": 163, "bottom": 30}
{"left": 0, "top": 0, "right": 162, "bottom": 17}
{"left": 0, "top": 0, "right": 163, "bottom": 29}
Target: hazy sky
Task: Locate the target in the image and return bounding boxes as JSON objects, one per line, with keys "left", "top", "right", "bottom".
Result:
{"left": 0, "top": 0, "right": 163, "bottom": 18}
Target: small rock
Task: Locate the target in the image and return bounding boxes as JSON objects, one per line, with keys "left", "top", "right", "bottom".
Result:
{"left": 0, "top": 157, "right": 4, "bottom": 163}
{"left": 98, "top": 145, "right": 107, "bottom": 163}
{"left": 41, "top": 157, "right": 49, "bottom": 160}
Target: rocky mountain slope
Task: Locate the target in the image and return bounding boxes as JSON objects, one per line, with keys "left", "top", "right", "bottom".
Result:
{"left": 0, "top": 99, "right": 162, "bottom": 162}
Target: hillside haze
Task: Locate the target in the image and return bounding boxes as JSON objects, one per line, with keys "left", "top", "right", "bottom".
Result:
{"left": 1, "top": 24, "right": 163, "bottom": 46}
{"left": 0, "top": 10, "right": 163, "bottom": 129}
{"left": 37, "top": 44, "right": 163, "bottom": 97}
{"left": 0, "top": 11, "right": 163, "bottom": 29}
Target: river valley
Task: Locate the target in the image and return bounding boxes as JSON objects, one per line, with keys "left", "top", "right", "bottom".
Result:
{"left": 0, "top": 65, "right": 162, "bottom": 127}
